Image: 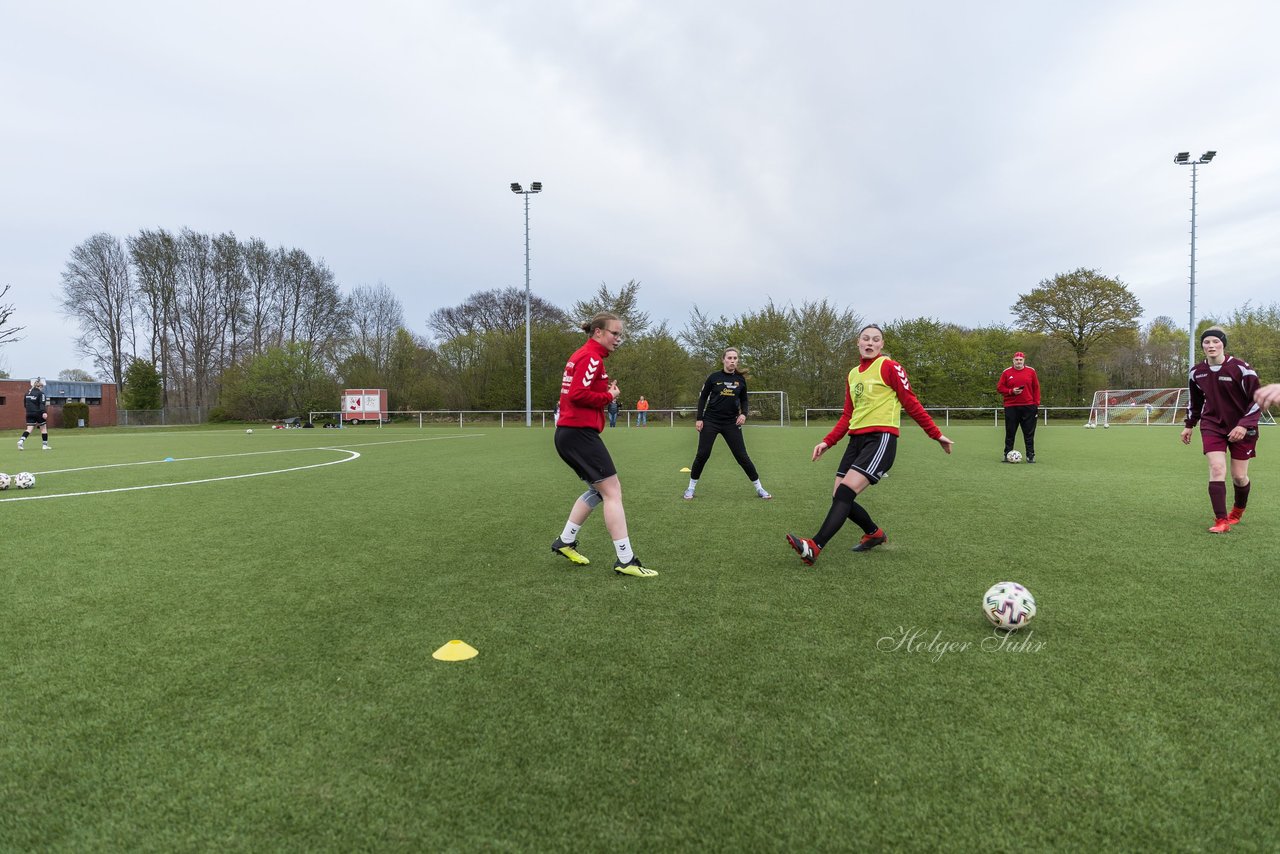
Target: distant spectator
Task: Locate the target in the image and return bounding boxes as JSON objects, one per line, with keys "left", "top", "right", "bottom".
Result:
{"left": 997, "top": 351, "right": 1040, "bottom": 463}
{"left": 607, "top": 398, "right": 618, "bottom": 428}
{"left": 636, "top": 395, "right": 649, "bottom": 427}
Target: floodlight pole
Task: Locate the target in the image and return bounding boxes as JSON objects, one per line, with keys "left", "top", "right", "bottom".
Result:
{"left": 510, "top": 181, "right": 543, "bottom": 427}
{"left": 1174, "top": 151, "right": 1216, "bottom": 372}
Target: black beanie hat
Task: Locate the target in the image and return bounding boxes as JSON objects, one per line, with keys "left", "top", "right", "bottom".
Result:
{"left": 1199, "top": 327, "right": 1227, "bottom": 349}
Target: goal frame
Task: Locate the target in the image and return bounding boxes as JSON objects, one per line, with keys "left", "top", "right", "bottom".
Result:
{"left": 1086, "top": 388, "right": 1189, "bottom": 427}
{"left": 746, "top": 390, "right": 790, "bottom": 426}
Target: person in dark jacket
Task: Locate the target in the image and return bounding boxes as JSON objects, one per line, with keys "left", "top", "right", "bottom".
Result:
{"left": 683, "top": 348, "right": 771, "bottom": 500}
{"left": 19, "top": 377, "right": 51, "bottom": 451}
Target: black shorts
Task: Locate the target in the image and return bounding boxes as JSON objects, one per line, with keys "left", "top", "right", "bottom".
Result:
{"left": 555, "top": 426, "right": 618, "bottom": 485}
{"left": 836, "top": 432, "right": 897, "bottom": 484}
{"left": 25, "top": 413, "right": 46, "bottom": 427}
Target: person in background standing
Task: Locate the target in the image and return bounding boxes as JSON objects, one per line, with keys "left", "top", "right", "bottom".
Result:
{"left": 683, "top": 347, "right": 771, "bottom": 500}
{"left": 997, "top": 351, "right": 1040, "bottom": 463}
{"left": 18, "top": 377, "right": 51, "bottom": 451}
{"left": 607, "top": 397, "right": 618, "bottom": 428}
{"left": 636, "top": 396, "right": 649, "bottom": 427}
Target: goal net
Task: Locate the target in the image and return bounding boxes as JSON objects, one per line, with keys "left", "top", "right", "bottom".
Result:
{"left": 747, "top": 390, "right": 790, "bottom": 426}
{"left": 1086, "top": 388, "right": 1188, "bottom": 427}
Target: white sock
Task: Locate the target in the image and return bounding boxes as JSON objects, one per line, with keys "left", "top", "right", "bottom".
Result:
{"left": 753, "top": 480, "right": 763, "bottom": 490}
{"left": 613, "top": 538, "right": 634, "bottom": 563}
{"left": 687, "top": 478, "right": 698, "bottom": 491}
{"left": 560, "top": 521, "right": 582, "bottom": 543}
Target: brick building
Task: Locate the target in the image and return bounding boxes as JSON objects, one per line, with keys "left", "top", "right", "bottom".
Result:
{"left": 0, "top": 379, "right": 119, "bottom": 430}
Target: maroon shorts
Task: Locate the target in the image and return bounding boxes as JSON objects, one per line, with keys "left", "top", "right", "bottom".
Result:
{"left": 1201, "top": 427, "right": 1258, "bottom": 460}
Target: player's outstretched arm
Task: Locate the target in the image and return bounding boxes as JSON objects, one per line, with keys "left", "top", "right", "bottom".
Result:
{"left": 936, "top": 435, "right": 954, "bottom": 455}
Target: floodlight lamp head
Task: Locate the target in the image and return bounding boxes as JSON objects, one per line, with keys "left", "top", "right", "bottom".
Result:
{"left": 1200, "top": 150, "right": 1216, "bottom": 163}
{"left": 530, "top": 181, "right": 542, "bottom": 192}
{"left": 1174, "top": 152, "right": 1190, "bottom": 164}
{"left": 510, "top": 183, "right": 523, "bottom": 193}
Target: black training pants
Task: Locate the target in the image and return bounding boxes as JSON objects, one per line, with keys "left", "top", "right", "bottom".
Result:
{"left": 690, "top": 419, "right": 759, "bottom": 481}
{"left": 1003, "top": 405, "right": 1037, "bottom": 456}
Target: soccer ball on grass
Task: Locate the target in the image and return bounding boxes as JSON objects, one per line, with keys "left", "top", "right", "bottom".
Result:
{"left": 0, "top": 472, "right": 10, "bottom": 491}
{"left": 1005, "top": 450, "right": 1022, "bottom": 463}
{"left": 15, "top": 471, "right": 35, "bottom": 490}
{"left": 983, "top": 581, "right": 1036, "bottom": 631}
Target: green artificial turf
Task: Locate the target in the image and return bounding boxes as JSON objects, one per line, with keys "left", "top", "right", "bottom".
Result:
{"left": 1, "top": 423, "right": 1276, "bottom": 852}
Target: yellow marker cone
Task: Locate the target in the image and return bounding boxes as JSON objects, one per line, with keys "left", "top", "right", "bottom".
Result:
{"left": 432, "top": 639, "right": 479, "bottom": 661}
{"left": 679, "top": 467, "right": 691, "bottom": 472}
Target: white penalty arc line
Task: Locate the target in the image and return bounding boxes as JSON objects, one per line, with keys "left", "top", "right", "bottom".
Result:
{"left": 0, "top": 434, "right": 486, "bottom": 503}
{"left": 34, "top": 433, "right": 486, "bottom": 477}
{"left": 0, "top": 449, "right": 360, "bottom": 502}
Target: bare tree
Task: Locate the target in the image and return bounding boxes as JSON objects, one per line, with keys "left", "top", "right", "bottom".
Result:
{"left": 428, "top": 286, "right": 569, "bottom": 341}
{"left": 128, "top": 228, "right": 179, "bottom": 401}
{"left": 60, "top": 233, "right": 136, "bottom": 387}
{"left": 0, "top": 284, "right": 25, "bottom": 347}
{"left": 213, "top": 232, "right": 249, "bottom": 371}
{"left": 242, "top": 236, "right": 279, "bottom": 355}
{"left": 346, "top": 283, "right": 405, "bottom": 373}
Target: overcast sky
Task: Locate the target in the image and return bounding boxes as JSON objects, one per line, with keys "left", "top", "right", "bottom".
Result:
{"left": 3, "top": 0, "right": 1278, "bottom": 379}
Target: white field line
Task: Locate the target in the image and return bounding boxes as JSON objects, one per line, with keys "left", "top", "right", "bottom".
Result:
{"left": 0, "top": 434, "right": 484, "bottom": 503}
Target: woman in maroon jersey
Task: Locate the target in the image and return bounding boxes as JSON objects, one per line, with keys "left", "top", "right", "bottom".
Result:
{"left": 1180, "top": 327, "right": 1264, "bottom": 533}
{"left": 549, "top": 312, "right": 657, "bottom": 578}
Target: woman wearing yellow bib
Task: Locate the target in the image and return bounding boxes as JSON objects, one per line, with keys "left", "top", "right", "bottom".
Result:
{"left": 787, "top": 324, "right": 953, "bottom": 565}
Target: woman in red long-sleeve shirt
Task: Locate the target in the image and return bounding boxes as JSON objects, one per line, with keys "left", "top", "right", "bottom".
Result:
{"left": 550, "top": 312, "right": 657, "bottom": 578}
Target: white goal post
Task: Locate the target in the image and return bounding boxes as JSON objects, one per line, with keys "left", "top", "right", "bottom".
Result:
{"left": 1086, "top": 388, "right": 1188, "bottom": 427}
{"left": 746, "top": 390, "right": 790, "bottom": 426}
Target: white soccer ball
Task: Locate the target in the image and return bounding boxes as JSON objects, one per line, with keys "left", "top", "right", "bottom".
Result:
{"left": 246, "top": 428, "right": 253, "bottom": 434}
{"left": 1102, "top": 423, "right": 1109, "bottom": 429}
{"left": 983, "top": 581, "right": 1036, "bottom": 631}
{"left": 1084, "top": 422, "right": 1095, "bottom": 429}
{"left": 1005, "top": 450, "right": 1022, "bottom": 463}
{"left": 15, "top": 471, "right": 35, "bottom": 490}
{"left": 0, "top": 472, "right": 10, "bottom": 491}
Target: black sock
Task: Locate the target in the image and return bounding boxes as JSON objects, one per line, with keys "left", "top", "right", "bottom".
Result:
{"left": 815, "top": 484, "right": 858, "bottom": 547}
{"left": 848, "top": 499, "right": 877, "bottom": 535}
{"left": 21, "top": 430, "right": 30, "bottom": 440}
{"left": 1234, "top": 481, "right": 1250, "bottom": 510}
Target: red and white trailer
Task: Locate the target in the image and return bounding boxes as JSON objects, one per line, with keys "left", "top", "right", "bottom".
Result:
{"left": 342, "top": 389, "right": 389, "bottom": 423}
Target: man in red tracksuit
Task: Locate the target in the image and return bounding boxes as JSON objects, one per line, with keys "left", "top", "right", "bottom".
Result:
{"left": 997, "top": 351, "right": 1041, "bottom": 463}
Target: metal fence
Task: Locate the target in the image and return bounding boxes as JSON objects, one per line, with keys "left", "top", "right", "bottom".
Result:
{"left": 117, "top": 407, "right": 212, "bottom": 426}
{"left": 804, "top": 406, "right": 1102, "bottom": 427}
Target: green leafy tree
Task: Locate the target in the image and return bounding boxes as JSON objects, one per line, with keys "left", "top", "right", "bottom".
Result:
{"left": 218, "top": 343, "right": 338, "bottom": 420}
{"left": 570, "top": 280, "right": 651, "bottom": 337}
{"left": 120, "top": 358, "right": 163, "bottom": 410}
{"left": 1011, "top": 268, "right": 1143, "bottom": 402}
{"left": 58, "top": 368, "right": 97, "bottom": 382}
{"left": 1223, "top": 303, "right": 1280, "bottom": 387}
{"left": 607, "top": 322, "right": 700, "bottom": 409}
